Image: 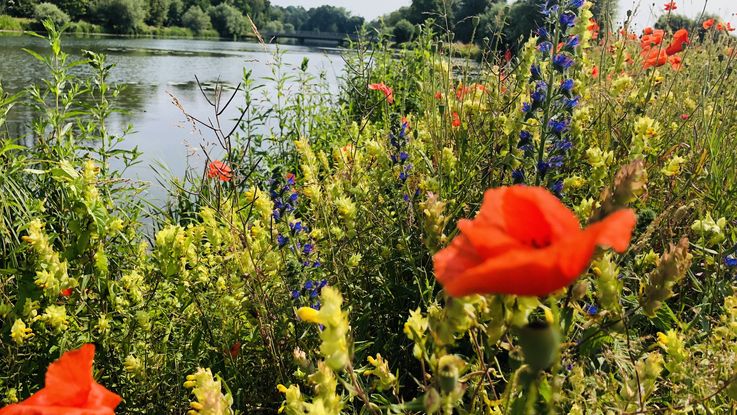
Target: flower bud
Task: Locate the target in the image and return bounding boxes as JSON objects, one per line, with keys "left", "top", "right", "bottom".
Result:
{"left": 517, "top": 321, "right": 560, "bottom": 371}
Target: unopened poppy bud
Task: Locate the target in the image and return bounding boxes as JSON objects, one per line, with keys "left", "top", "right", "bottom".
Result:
{"left": 517, "top": 321, "right": 560, "bottom": 372}
{"left": 437, "top": 355, "right": 465, "bottom": 394}
{"left": 572, "top": 280, "right": 589, "bottom": 300}
{"left": 423, "top": 388, "right": 441, "bottom": 414}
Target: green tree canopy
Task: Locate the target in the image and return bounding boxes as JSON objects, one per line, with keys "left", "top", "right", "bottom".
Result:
{"left": 208, "top": 2, "right": 246, "bottom": 38}
{"left": 180, "top": 4, "right": 210, "bottom": 34}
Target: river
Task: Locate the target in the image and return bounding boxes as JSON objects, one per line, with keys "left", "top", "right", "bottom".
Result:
{"left": 0, "top": 34, "right": 346, "bottom": 204}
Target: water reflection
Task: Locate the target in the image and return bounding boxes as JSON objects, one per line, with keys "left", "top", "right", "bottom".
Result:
{"left": 0, "top": 35, "right": 345, "bottom": 203}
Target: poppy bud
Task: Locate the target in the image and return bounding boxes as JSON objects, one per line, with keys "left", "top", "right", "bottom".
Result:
{"left": 423, "top": 388, "right": 441, "bottom": 413}
{"left": 437, "top": 355, "right": 465, "bottom": 394}
{"left": 517, "top": 321, "right": 560, "bottom": 371}
{"left": 572, "top": 280, "right": 589, "bottom": 301}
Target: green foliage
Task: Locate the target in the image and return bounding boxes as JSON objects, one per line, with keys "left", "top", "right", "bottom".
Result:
{"left": 207, "top": 3, "right": 246, "bottom": 39}
{"left": 0, "top": 14, "right": 33, "bottom": 31}
{"left": 393, "top": 18, "right": 415, "bottom": 43}
{"left": 32, "top": 3, "right": 69, "bottom": 28}
{"left": 180, "top": 5, "right": 210, "bottom": 35}
{"left": 145, "top": 0, "right": 169, "bottom": 26}
{"left": 94, "top": 0, "right": 147, "bottom": 34}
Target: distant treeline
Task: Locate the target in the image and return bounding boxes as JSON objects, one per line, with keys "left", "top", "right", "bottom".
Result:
{"left": 1, "top": 0, "right": 622, "bottom": 47}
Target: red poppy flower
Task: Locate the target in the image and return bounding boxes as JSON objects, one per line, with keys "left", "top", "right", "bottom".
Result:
{"left": 591, "top": 65, "right": 599, "bottom": 77}
{"left": 588, "top": 19, "right": 600, "bottom": 39}
{"left": 504, "top": 49, "right": 512, "bottom": 63}
{"left": 451, "top": 112, "right": 461, "bottom": 127}
{"left": 703, "top": 18, "right": 715, "bottom": 29}
{"left": 643, "top": 27, "right": 654, "bottom": 35}
{"left": 728, "top": 22, "right": 735, "bottom": 32}
{"left": 643, "top": 48, "right": 668, "bottom": 69}
{"left": 434, "top": 91, "right": 443, "bottom": 100}
{"left": 664, "top": 1, "right": 677, "bottom": 11}
{"left": 368, "top": 83, "right": 394, "bottom": 104}
{"left": 207, "top": 160, "right": 232, "bottom": 182}
{"left": 0, "top": 344, "right": 121, "bottom": 415}
{"left": 61, "top": 288, "right": 72, "bottom": 297}
{"left": 665, "top": 29, "right": 688, "bottom": 56}
{"left": 717, "top": 22, "right": 725, "bottom": 31}
{"left": 433, "top": 186, "right": 636, "bottom": 297}
{"left": 227, "top": 341, "right": 241, "bottom": 358}
{"left": 680, "top": 113, "right": 689, "bottom": 120}
{"left": 669, "top": 55, "right": 683, "bottom": 70}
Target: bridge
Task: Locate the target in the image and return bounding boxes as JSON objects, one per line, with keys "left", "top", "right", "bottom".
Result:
{"left": 254, "top": 31, "right": 361, "bottom": 46}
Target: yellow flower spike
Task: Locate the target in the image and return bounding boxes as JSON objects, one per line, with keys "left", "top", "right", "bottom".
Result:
{"left": 296, "top": 307, "right": 321, "bottom": 324}
{"left": 657, "top": 332, "right": 669, "bottom": 346}
{"left": 277, "top": 384, "right": 288, "bottom": 393}
{"left": 544, "top": 308, "right": 554, "bottom": 325}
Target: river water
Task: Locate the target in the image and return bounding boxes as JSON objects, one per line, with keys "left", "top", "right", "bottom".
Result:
{"left": 0, "top": 35, "right": 345, "bottom": 203}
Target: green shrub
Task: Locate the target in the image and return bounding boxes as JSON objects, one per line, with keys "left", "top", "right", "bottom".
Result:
{"left": 208, "top": 3, "right": 246, "bottom": 39}
{"left": 33, "top": 4, "right": 70, "bottom": 29}
{"left": 67, "top": 20, "right": 103, "bottom": 34}
{"left": 94, "top": 0, "right": 146, "bottom": 34}
{"left": 180, "top": 5, "right": 211, "bottom": 35}
{"left": 0, "top": 14, "right": 32, "bottom": 31}
{"left": 392, "top": 18, "right": 414, "bottom": 43}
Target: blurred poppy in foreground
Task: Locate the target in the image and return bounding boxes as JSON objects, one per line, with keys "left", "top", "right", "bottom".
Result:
{"left": 0, "top": 344, "right": 121, "bottom": 415}
{"left": 433, "top": 186, "right": 636, "bottom": 297}
{"left": 368, "top": 82, "right": 394, "bottom": 104}
{"left": 207, "top": 160, "right": 232, "bottom": 182}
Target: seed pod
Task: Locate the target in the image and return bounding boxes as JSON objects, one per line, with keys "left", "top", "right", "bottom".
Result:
{"left": 517, "top": 321, "right": 560, "bottom": 371}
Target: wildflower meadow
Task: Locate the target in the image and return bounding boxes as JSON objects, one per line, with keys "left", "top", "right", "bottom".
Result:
{"left": 2, "top": 0, "right": 737, "bottom": 413}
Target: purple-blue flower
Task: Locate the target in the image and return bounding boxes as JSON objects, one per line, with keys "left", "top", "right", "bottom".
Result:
{"left": 553, "top": 54, "right": 575, "bottom": 71}
{"left": 726, "top": 256, "right": 737, "bottom": 267}
{"left": 538, "top": 41, "right": 553, "bottom": 54}
{"left": 560, "top": 11, "right": 576, "bottom": 27}
{"left": 512, "top": 169, "right": 525, "bottom": 183}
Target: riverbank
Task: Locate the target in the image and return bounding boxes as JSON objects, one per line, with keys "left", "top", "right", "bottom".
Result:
{"left": 0, "top": 14, "right": 220, "bottom": 38}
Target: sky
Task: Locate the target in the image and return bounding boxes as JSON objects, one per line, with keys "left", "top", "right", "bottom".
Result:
{"left": 269, "top": 0, "right": 736, "bottom": 26}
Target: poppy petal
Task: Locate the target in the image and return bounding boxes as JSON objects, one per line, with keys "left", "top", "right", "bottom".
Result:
{"left": 433, "top": 233, "right": 484, "bottom": 289}
{"left": 0, "top": 405, "right": 115, "bottom": 415}
{"left": 33, "top": 345, "right": 95, "bottom": 407}
{"left": 85, "top": 384, "right": 121, "bottom": 410}
{"left": 440, "top": 246, "right": 567, "bottom": 297}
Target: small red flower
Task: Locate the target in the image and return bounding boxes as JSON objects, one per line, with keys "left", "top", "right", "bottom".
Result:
{"left": 669, "top": 55, "right": 683, "bottom": 70}
{"left": 61, "top": 288, "right": 72, "bottom": 297}
{"left": 207, "top": 160, "right": 232, "bottom": 182}
{"left": 664, "top": 1, "right": 677, "bottom": 11}
{"left": 703, "top": 18, "right": 715, "bottom": 29}
{"left": 0, "top": 344, "right": 121, "bottom": 415}
{"left": 368, "top": 83, "right": 394, "bottom": 104}
{"left": 451, "top": 112, "right": 461, "bottom": 128}
{"left": 504, "top": 49, "right": 512, "bottom": 63}
{"left": 643, "top": 27, "right": 654, "bottom": 35}
{"left": 433, "top": 186, "right": 636, "bottom": 297}
{"left": 591, "top": 65, "right": 599, "bottom": 77}
{"left": 728, "top": 22, "right": 735, "bottom": 32}
{"left": 227, "top": 341, "right": 241, "bottom": 358}
{"left": 434, "top": 91, "right": 443, "bottom": 100}
{"left": 717, "top": 22, "right": 725, "bottom": 31}
{"left": 680, "top": 113, "right": 689, "bottom": 120}
{"left": 665, "top": 29, "right": 689, "bottom": 56}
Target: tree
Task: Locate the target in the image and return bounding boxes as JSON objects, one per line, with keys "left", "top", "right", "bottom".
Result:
{"left": 4, "top": 0, "right": 37, "bottom": 17}
{"left": 166, "top": 0, "right": 183, "bottom": 26}
{"left": 33, "top": 2, "right": 70, "bottom": 27}
{"left": 654, "top": 13, "right": 695, "bottom": 32}
{"left": 209, "top": 3, "right": 247, "bottom": 38}
{"left": 393, "top": 18, "right": 415, "bottom": 43}
{"left": 502, "top": 0, "right": 545, "bottom": 51}
{"left": 454, "top": 0, "right": 498, "bottom": 42}
{"left": 591, "top": 0, "right": 617, "bottom": 31}
{"left": 95, "top": 0, "right": 147, "bottom": 33}
{"left": 146, "top": 0, "right": 170, "bottom": 26}
{"left": 302, "top": 5, "right": 353, "bottom": 33}
{"left": 48, "top": 0, "right": 91, "bottom": 20}
{"left": 408, "top": 0, "right": 445, "bottom": 25}
{"left": 181, "top": 5, "right": 210, "bottom": 33}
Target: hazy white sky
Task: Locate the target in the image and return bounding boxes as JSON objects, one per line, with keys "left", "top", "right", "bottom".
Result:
{"left": 269, "top": 1, "right": 736, "bottom": 26}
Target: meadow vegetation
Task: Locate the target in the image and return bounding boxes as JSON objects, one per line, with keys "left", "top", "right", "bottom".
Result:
{"left": 2, "top": 1, "right": 737, "bottom": 413}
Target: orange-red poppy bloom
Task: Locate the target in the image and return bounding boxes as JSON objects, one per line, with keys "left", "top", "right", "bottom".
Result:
{"left": 433, "top": 186, "right": 636, "bottom": 297}
{"left": 207, "top": 160, "right": 232, "bottom": 182}
{"left": 591, "top": 65, "right": 599, "bottom": 77}
{"left": 643, "top": 27, "right": 654, "bottom": 35}
{"left": 0, "top": 344, "right": 121, "bottom": 415}
{"left": 664, "top": 1, "right": 677, "bottom": 11}
{"left": 451, "top": 112, "right": 461, "bottom": 127}
{"left": 717, "top": 22, "right": 725, "bottom": 31}
{"left": 728, "top": 22, "right": 735, "bottom": 32}
{"left": 669, "top": 55, "right": 683, "bottom": 70}
{"left": 665, "top": 29, "right": 689, "bottom": 55}
{"left": 434, "top": 91, "right": 443, "bottom": 100}
{"left": 61, "top": 288, "right": 72, "bottom": 297}
{"left": 368, "top": 82, "right": 394, "bottom": 104}
{"left": 643, "top": 48, "right": 668, "bottom": 69}
{"left": 703, "top": 18, "right": 715, "bottom": 29}
{"left": 680, "top": 113, "right": 690, "bottom": 120}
